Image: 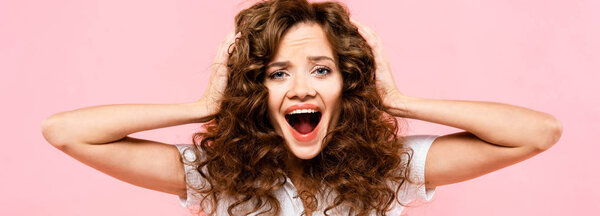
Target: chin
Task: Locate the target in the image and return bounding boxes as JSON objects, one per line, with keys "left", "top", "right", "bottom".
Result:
{"left": 286, "top": 140, "right": 324, "bottom": 160}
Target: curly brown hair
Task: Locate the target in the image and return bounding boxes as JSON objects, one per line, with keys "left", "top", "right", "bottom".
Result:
{"left": 187, "top": 0, "right": 416, "bottom": 215}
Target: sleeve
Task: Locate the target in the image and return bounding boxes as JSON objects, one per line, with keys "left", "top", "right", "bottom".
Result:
{"left": 396, "top": 135, "right": 439, "bottom": 205}
{"left": 175, "top": 144, "right": 208, "bottom": 213}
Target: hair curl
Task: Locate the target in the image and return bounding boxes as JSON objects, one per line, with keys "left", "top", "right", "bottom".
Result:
{"left": 189, "top": 0, "right": 416, "bottom": 215}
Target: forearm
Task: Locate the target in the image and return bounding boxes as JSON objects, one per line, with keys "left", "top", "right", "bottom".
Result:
{"left": 387, "top": 95, "right": 563, "bottom": 149}
{"left": 42, "top": 101, "right": 213, "bottom": 145}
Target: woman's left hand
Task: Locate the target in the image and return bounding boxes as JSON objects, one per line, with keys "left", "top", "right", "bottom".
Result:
{"left": 199, "top": 30, "right": 240, "bottom": 116}
{"left": 350, "top": 18, "right": 405, "bottom": 108}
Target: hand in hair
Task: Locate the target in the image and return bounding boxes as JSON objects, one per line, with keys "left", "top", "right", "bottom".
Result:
{"left": 351, "top": 18, "right": 406, "bottom": 108}
{"left": 200, "top": 30, "right": 240, "bottom": 115}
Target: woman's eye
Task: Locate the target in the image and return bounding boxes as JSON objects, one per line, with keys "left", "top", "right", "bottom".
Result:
{"left": 313, "top": 66, "right": 331, "bottom": 77}
{"left": 269, "top": 71, "right": 287, "bottom": 80}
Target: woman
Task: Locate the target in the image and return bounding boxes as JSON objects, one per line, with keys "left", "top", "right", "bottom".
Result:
{"left": 41, "top": 0, "right": 563, "bottom": 215}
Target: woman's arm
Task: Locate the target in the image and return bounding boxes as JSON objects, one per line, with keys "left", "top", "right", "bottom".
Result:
{"left": 387, "top": 95, "right": 562, "bottom": 188}
{"left": 42, "top": 101, "right": 211, "bottom": 146}
{"left": 41, "top": 31, "right": 239, "bottom": 197}
{"left": 388, "top": 95, "right": 562, "bottom": 188}
{"left": 350, "top": 18, "right": 561, "bottom": 149}
{"left": 351, "top": 18, "right": 563, "bottom": 188}
{"left": 386, "top": 95, "right": 562, "bottom": 150}
{"left": 42, "top": 29, "right": 238, "bottom": 146}
{"left": 41, "top": 102, "right": 210, "bottom": 197}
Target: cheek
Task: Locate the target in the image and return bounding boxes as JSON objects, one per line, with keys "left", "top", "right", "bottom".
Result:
{"left": 266, "top": 86, "right": 286, "bottom": 122}
{"left": 314, "top": 77, "right": 343, "bottom": 105}
{"left": 267, "top": 87, "right": 285, "bottom": 110}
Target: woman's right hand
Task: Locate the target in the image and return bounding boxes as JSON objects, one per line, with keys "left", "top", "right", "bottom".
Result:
{"left": 199, "top": 30, "right": 240, "bottom": 116}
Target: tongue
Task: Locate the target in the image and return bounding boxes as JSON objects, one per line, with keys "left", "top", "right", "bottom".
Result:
{"left": 294, "top": 114, "right": 315, "bottom": 134}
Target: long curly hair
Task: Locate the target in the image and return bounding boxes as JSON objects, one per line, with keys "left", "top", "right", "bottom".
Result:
{"left": 188, "top": 0, "right": 416, "bottom": 215}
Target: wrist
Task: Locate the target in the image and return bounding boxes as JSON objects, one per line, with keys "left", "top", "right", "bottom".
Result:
{"left": 187, "top": 100, "right": 216, "bottom": 123}
{"left": 386, "top": 94, "right": 420, "bottom": 118}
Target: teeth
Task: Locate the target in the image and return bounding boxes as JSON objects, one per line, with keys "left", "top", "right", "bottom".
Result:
{"left": 287, "top": 109, "right": 319, "bottom": 115}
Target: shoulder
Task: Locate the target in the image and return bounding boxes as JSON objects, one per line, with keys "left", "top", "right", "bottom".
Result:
{"left": 174, "top": 144, "right": 209, "bottom": 209}
{"left": 394, "top": 135, "right": 439, "bottom": 205}
{"left": 400, "top": 134, "right": 439, "bottom": 175}
{"left": 402, "top": 135, "right": 439, "bottom": 150}
{"left": 401, "top": 134, "right": 439, "bottom": 164}
{"left": 174, "top": 144, "right": 207, "bottom": 188}
{"left": 175, "top": 144, "right": 202, "bottom": 164}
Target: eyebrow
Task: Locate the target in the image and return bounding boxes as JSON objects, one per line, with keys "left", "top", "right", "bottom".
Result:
{"left": 266, "top": 61, "right": 289, "bottom": 69}
{"left": 266, "top": 56, "right": 335, "bottom": 69}
{"left": 308, "top": 56, "right": 335, "bottom": 63}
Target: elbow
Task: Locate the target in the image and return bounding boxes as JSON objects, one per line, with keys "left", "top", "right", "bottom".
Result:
{"left": 535, "top": 116, "right": 563, "bottom": 151}
{"left": 41, "top": 115, "right": 69, "bottom": 149}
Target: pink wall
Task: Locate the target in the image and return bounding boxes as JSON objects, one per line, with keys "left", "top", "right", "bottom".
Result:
{"left": 2, "top": 0, "right": 598, "bottom": 215}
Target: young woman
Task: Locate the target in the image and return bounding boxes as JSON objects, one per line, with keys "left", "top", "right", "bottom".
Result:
{"left": 41, "top": 0, "right": 562, "bottom": 215}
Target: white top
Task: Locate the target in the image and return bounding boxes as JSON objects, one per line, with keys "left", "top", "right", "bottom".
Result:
{"left": 176, "top": 135, "right": 438, "bottom": 215}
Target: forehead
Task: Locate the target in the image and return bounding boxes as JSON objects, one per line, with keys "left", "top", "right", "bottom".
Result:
{"left": 271, "top": 22, "right": 335, "bottom": 61}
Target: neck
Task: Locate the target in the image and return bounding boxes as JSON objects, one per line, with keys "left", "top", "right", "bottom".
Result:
{"left": 285, "top": 151, "right": 305, "bottom": 177}
{"left": 283, "top": 152, "right": 321, "bottom": 193}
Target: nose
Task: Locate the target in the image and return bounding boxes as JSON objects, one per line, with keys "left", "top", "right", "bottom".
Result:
{"left": 286, "top": 74, "right": 316, "bottom": 100}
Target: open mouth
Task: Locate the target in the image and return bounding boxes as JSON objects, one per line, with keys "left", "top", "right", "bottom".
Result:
{"left": 285, "top": 110, "right": 322, "bottom": 134}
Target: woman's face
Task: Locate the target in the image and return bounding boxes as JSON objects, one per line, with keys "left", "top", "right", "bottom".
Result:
{"left": 264, "top": 22, "right": 343, "bottom": 160}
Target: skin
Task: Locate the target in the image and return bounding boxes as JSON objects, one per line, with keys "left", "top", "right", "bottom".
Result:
{"left": 351, "top": 18, "right": 562, "bottom": 188}
{"left": 263, "top": 23, "right": 343, "bottom": 210}
{"left": 264, "top": 22, "right": 343, "bottom": 162}
{"left": 40, "top": 17, "right": 562, "bottom": 215}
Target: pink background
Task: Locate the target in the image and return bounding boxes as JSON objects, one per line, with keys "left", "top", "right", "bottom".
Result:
{"left": 2, "top": 0, "right": 598, "bottom": 215}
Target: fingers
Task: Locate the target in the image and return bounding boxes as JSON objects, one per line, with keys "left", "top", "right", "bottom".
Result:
{"left": 229, "top": 32, "right": 241, "bottom": 53}
{"left": 220, "top": 30, "right": 237, "bottom": 46}
{"left": 214, "top": 30, "right": 241, "bottom": 64}
{"left": 224, "top": 31, "right": 241, "bottom": 54}
{"left": 350, "top": 17, "right": 393, "bottom": 81}
{"left": 350, "top": 17, "right": 380, "bottom": 49}
{"left": 220, "top": 31, "right": 237, "bottom": 54}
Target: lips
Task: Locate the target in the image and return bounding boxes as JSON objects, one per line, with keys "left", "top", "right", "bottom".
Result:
{"left": 284, "top": 104, "right": 322, "bottom": 142}
{"left": 284, "top": 104, "right": 321, "bottom": 115}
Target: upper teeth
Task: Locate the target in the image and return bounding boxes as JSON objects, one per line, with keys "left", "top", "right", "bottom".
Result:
{"left": 288, "top": 109, "right": 319, "bottom": 115}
